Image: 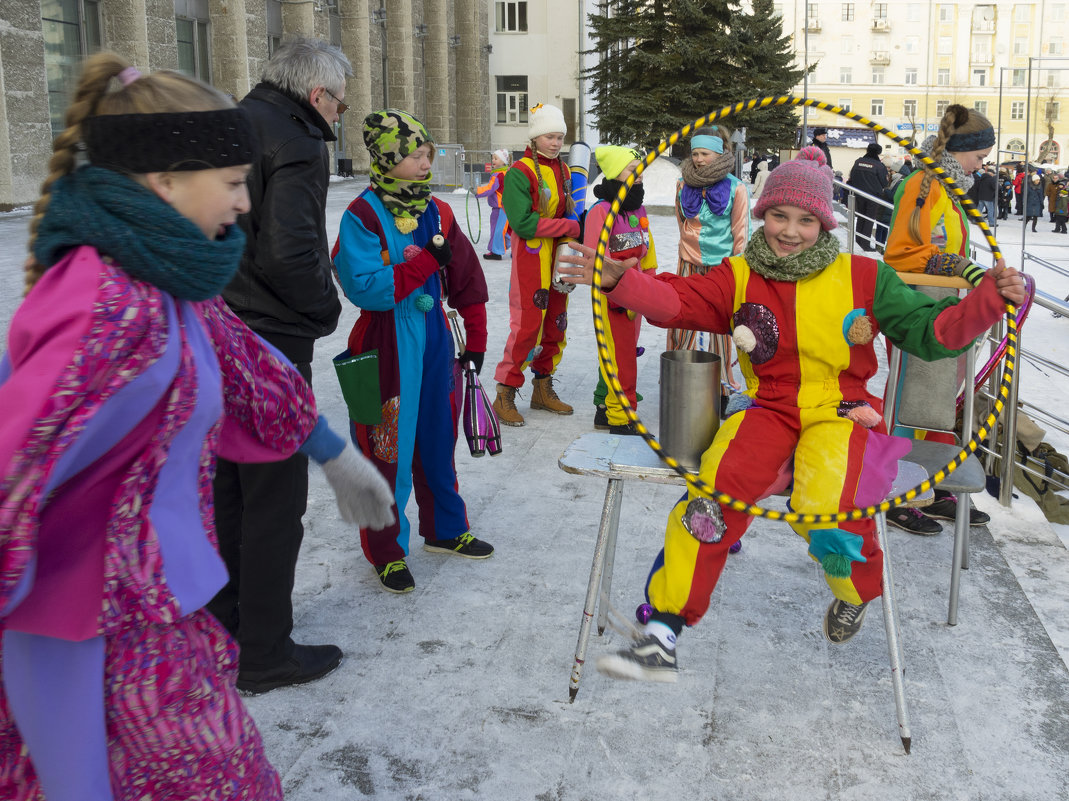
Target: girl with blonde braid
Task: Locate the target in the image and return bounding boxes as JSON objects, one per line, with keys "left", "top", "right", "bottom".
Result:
{"left": 0, "top": 53, "right": 392, "bottom": 800}
{"left": 491, "top": 103, "right": 581, "bottom": 426}
{"left": 883, "top": 103, "right": 999, "bottom": 533}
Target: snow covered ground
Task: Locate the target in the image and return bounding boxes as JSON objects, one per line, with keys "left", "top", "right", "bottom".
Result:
{"left": 2, "top": 168, "right": 1069, "bottom": 800}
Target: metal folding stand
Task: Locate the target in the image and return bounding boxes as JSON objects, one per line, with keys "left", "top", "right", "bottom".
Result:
{"left": 558, "top": 431, "right": 921, "bottom": 753}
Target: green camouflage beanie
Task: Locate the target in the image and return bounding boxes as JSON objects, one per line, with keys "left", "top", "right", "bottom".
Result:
{"left": 363, "top": 109, "right": 432, "bottom": 174}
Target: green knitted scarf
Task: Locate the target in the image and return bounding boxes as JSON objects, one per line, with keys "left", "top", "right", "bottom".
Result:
{"left": 744, "top": 227, "right": 840, "bottom": 282}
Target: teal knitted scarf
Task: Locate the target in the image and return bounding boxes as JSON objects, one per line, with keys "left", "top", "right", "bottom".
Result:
{"left": 34, "top": 165, "right": 245, "bottom": 301}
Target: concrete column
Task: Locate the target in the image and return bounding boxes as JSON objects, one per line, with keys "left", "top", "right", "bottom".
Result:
{"left": 282, "top": 0, "right": 316, "bottom": 37}
{"left": 100, "top": 0, "right": 153, "bottom": 70}
{"left": 143, "top": 0, "right": 179, "bottom": 71}
{"left": 341, "top": 0, "right": 373, "bottom": 172}
{"left": 0, "top": 0, "right": 51, "bottom": 210}
{"left": 209, "top": 0, "right": 255, "bottom": 98}
{"left": 244, "top": 0, "right": 270, "bottom": 87}
{"left": 453, "top": 0, "right": 489, "bottom": 152}
{"left": 387, "top": 0, "right": 416, "bottom": 113}
{"left": 423, "top": 0, "right": 450, "bottom": 141}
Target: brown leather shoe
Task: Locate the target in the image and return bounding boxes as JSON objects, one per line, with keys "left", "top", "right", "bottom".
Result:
{"left": 530, "top": 375, "right": 573, "bottom": 415}
{"left": 493, "top": 383, "right": 525, "bottom": 426}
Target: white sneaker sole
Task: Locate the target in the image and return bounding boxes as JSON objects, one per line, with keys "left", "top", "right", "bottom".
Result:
{"left": 596, "top": 653, "right": 678, "bottom": 683}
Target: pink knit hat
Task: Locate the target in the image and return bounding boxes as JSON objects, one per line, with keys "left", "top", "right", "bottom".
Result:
{"left": 753, "top": 146, "right": 837, "bottom": 230}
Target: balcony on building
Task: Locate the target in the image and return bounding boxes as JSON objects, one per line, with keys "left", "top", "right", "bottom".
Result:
{"left": 872, "top": 18, "right": 890, "bottom": 32}
{"left": 971, "top": 54, "right": 995, "bottom": 66}
{"left": 972, "top": 20, "right": 996, "bottom": 34}
{"left": 805, "top": 17, "right": 821, "bottom": 32}
{"left": 870, "top": 51, "right": 891, "bottom": 65}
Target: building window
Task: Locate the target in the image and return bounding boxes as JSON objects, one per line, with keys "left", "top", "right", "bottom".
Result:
{"left": 903, "top": 99, "right": 918, "bottom": 117}
{"left": 266, "top": 0, "right": 282, "bottom": 56}
{"left": 905, "top": 36, "right": 919, "bottom": 54}
{"left": 772, "top": 3, "right": 783, "bottom": 17}
{"left": 1015, "top": 5, "right": 1030, "bottom": 22}
{"left": 974, "top": 100, "right": 988, "bottom": 115}
{"left": 496, "top": 75, "right": 528, "bottom": 124}
{"left": 937, "top": 68, "right": 951, "bottom": 86}
{"left": 872, "top": 66, "right": 885, "bottom": 84}
{"left": 1011, "top": 101, "right": 1025, "bottom": 120}
{"left": 936, "top": 100, "right": 950, "bottom": 117}
{"left": 972, "top": 69, "right": 987, "bottom": 86}
{"left": 495, "top": 1, "right": 528, "bottom": 32}
{"left": 938, "top": 36, "right": 952, "bottom": 54}
{"left": 905, "top": 67, "right": 918, "bottom": 85}
{"left": 842, "top": 4, "right": 854, "bottom": 22}
{"left": 1046, "top": 101, "right": 1060, "bottom": 121}
{"left": 42, "top": 0, "right": 102, "bottom": 137}
{"left": 1050, "top": 40, "right": 1063, "bottom": 56}
{"left": 1055, "top": 5, "right": 1066, "bottom": 22}
{"left": 838, "top": 98, "right": 852, "bottom": 112}
{"left": 841, "top": 36, "right": 854, "bottom": 55}
{"left": 176, "top": 18, "right": 211, "bottom": 80}
{"left": 908, "top": 3, "right": 922, "bottom": 22}
{"left": 1049, "top": 73, "right": 1060, "bottom": 88}
{"left": 871, "top": 99, "right": 884, "bottom": 116}
{"left": 873, "top": 3, "right": 888, "bottom": 19}
{"left": 1012, "top": 68, "right": 1027, "bottom": 86}
{"left": 1014, "top": 37, "right": 1029, "bottom": 56}
{"left": 840, "top": 67, "right": 852, "bottom": 83}
{"left": 1006, "top": 138, "right": 1025, "bottom": 155}
{"left": 938, "top": 4, "right": 953, "bottom": 22}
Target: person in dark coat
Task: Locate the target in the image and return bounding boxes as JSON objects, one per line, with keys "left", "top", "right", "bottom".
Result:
{"left": 1024, "top": 172, "right": 1044, "bottom": 232}
{"left": 998, "top": 170, "right": 1013, "bottom": 220}
{"left": 972, "top": 166, "right": 997, "bottom": 228}
{"left": 846, "top": 142, "right": 888, "bottom": 251}
{"left": 811, "top": 127, "right": 832, "bottom": 169}
{"left": 211, "top": 37, "right": 351, "bottom": 694}
{"left": 899, "top": 154, "right": 915, "bottom": 177}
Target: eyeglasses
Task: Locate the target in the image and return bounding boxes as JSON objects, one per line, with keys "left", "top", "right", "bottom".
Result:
{"left": 323, "top": 88, "right": 348, "bottom": 115}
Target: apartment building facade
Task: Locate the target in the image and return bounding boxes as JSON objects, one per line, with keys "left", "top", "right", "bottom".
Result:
{"left": 780, "top": 1, "right": 1069, "bottom": 164}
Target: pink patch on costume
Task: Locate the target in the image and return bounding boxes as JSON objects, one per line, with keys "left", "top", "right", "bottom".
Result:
{"left": 372, "top": 396, "right": 400, "bottom": 463}
{"left": 403, "top": 244, "right": 422, "bottom": 261}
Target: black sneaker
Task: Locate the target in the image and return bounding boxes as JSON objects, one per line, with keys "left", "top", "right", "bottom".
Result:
{"left": 885, "top": 506, "right": 942, "bottom": 536}
{"left": 423, "top": 531, "right": 494, "bottom": 559}
{"left": 236, "top": 643, "right": 343, "bottom": 695}
{"left": 608, "top": 421, "right": 640, "bottom": 436}
{"left": 823, "top": 599, "right": 869, "bottom": 644}
{"left": 594, "top": 405, "right": 610, "bottom": 430}
{"left": 482, "top": 253, "right": 502, "bottom": 260}
{"left": 376, "top": 559, "right": 415, "bottom": 593}
{"left": 596, "top": 634, "right": 678, "bottom": 682}
{"left": 922, "top": 495, "right": 991, "bottom": 526}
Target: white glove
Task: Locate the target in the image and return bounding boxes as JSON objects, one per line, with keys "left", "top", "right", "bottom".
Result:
{"left": 321, "top": 443, "right": 396, "bottom": 529}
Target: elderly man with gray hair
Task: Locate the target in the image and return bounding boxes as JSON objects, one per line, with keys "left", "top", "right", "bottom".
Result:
{"left": 211, "top": 37, "right": 353, "bottom": 694}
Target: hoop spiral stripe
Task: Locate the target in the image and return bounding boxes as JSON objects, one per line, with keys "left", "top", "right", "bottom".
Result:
{"left": 590, "top": 95, "right": 1021, "bottom": 524}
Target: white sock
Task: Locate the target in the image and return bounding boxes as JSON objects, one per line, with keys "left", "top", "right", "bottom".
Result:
{"left": 644, "top": 621, "right": 677, "bottom": 651}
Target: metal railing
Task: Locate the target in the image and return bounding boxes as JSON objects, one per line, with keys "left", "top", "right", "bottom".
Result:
{"left": 832, "top": 178, "right": 1069, "bottom": 507}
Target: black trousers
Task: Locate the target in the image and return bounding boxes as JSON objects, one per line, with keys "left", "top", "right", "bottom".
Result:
{"left": 854, "top": 199, "right": 879, "bottom": 250}
{"left": 209, "top": 358, "right": 312, "bottom": 670}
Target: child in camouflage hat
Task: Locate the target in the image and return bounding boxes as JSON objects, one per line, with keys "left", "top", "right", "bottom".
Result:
{"left": 331, "top": 109, "right": 495, "bottom": 593}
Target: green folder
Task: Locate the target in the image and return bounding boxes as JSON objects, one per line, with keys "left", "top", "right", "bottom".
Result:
{"left": 333, "top": 349, "right": 382, "bottom": 425}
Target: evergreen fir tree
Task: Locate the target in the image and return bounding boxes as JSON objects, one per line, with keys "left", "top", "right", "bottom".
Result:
{"left": 731, "top": 0, "right": 807, "bottom": 154}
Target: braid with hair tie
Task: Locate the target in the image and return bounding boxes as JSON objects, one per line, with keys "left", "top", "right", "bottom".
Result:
{"left": 908, "top": 104, "right": 970, "bottom": 245}
{"left": 25, "top": 53, "right": 130, "bottom": 295}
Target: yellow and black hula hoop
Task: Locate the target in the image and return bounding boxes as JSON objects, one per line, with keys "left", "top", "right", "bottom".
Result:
{"left": 592, "top": 94, "right": 1021, "bottom": 525}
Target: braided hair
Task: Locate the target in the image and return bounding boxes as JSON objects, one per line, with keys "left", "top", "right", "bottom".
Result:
{"left": 907, "top": 103, "right": 992, "bottom": 244}
{"left": 529, "top": 138, "right": 576, "bottom": 218}
{"left": 24, "top": 52, "right": 233, "bottom": 294}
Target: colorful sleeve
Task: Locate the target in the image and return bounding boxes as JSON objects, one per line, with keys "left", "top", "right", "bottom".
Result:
{"left": 730, "top": 184, "right": 751, "bottom": 255}
{"left": 640, "top": 228, "right": 659, "bottom": 273}
{"left": 197, "top": 298, "right": 317, "bottom": 463}
{"left": 502, "top": 164, "right": 541, "bottom": 239}
{"left": 883, "top": 174, "right": 942, "bottom": 273}
{"left": 440, "top": 200, "right": 489, "bottom": 315}
{"left": 582, "top": 203, "right": 610, "bottom": 250}
{"left": 872, "top": 262, "right": 981, "bottom": 360}
{"left": 608, "top": 261, "right": 735, "bottom": 332}
{"left": 332, "top": 200, "right": 439, "bottom": 308}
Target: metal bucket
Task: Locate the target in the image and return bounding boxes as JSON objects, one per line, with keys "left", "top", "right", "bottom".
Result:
{"left": 659, "top": 350, "right": 721, "bottom": 471}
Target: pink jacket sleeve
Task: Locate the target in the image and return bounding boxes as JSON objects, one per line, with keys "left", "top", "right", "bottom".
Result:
{"left": 196, "top": 298, "right": 318, "bottom": 463}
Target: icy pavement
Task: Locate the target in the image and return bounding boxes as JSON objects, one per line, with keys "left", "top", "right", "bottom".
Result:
{"left": 3, "top": 177, "right": 1069, "bottom": 800}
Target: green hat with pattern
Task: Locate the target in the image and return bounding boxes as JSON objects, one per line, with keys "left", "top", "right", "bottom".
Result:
{"left": 363, "top": 109, "right": 433, "bottom": 174}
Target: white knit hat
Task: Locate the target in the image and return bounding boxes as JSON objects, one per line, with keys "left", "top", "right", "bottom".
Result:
{"left": 493, "top": 148, "right": 510, "bottom": 164}
{"left": 528, "top": 103, "right": 567, "bottom": 140}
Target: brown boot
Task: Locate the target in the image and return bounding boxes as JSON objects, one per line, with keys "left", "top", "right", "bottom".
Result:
{"left": 530, "top": 375, "right": 573, "bottom": 415}
{"left": 493, "top": 383, "right": 525, "bottom": 426}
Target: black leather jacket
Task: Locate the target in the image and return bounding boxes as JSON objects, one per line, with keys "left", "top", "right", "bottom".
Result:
{"left": 223, "top": 82, "right": 342, "bottom": 363}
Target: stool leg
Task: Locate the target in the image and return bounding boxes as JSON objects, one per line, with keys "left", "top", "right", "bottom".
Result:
{"left": 947, "top": 491, "right": 969, "bottom": 626}
{"left": 569, "top": 478, "right": 624, "bottom": 702}
{"left": 597, "top": 490, "right": 624, "bottom": 635}
{"left": 877, "top": 512, "right": 912, "bottom": 754}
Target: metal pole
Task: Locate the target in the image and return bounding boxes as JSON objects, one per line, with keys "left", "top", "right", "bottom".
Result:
{"left": 802, "top": 1, "right": 808, "bottom": 143}
{"left": 996, "top": 67, "right": 1005, "bottom": 238}
{"left": 1022, "top": 57, "right": 1032, "bottom": 268}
